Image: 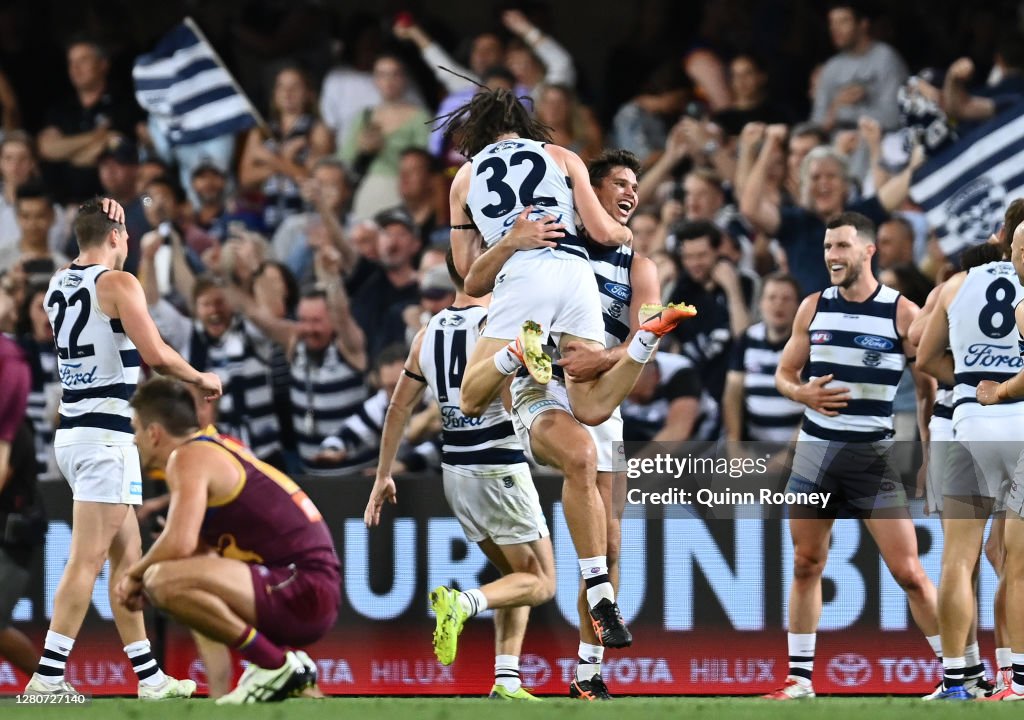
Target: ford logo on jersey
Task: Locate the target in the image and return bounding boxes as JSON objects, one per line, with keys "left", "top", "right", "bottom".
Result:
{"left": 604, "top": 282, "right": 631, "bottom": 302}
{"left": 810, "top": 331, "right": 832, "bottom": 344}
{"left": 854, "top": 335, "right": 894, "bottom": 351}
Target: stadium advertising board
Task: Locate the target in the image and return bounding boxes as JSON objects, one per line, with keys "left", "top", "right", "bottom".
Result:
{"left": 0, "top": 471, "right": 997, "bottom": 695}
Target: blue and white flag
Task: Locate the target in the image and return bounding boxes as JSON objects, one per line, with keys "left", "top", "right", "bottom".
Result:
{"left": 910, "top": 101, "right": 1024, "bottom": 258}
{"left": 133, "top": 19, "right": 258, "bottom": 146}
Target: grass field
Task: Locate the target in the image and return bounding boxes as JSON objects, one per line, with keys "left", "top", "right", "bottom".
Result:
{"left": 3, "top": 696, "right": 1022, "bottom": 720}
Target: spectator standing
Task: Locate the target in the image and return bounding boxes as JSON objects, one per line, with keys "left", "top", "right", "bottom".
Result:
{"left": 351, "top": 208, "right": 421, "bottom": 363}
{"left": 340, "top": 55, "right": 429, "bottom": 221}
{"left": 239, "top": 64, "right": 333, "bottom": 235}
{"left": 723, "top": 274, "right": 805, "bottom": 442}
{"left": 811, "top": 2, "right": 908, "bottom": 131}
{"left": 669, "top": 220, "right": 752, "bottom": 404}
{"left": 38, "top": 38, "right": 142, "bottom": 203}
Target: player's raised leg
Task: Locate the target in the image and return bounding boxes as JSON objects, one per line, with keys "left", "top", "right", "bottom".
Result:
{"left": 562, "top": 302, "right": 696, "bottom": 427}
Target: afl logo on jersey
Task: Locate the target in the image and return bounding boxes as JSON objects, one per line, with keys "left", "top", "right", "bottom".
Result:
{"left": 854, "top": 335, "right": 894, "bottom": 351}
{"left": 440, "top": 315, "right": 466, "bottom": 327}
{"left": 61, "top": 274, "right": 83, "bottom": 288}
{"left": 810, "top": 331, "right": 832, "bottom": 344}
{"left": 604, "top": 282, "right": 631, "bottom": 302}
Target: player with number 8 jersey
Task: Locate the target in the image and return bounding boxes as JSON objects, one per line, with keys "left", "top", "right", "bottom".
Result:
{"left": 918, "top": 214, "right": 1024, "bottom": 699}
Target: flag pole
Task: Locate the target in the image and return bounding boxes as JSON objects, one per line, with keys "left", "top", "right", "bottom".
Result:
{"left": 183, "top": 16, "right": 270, "bottom": 134}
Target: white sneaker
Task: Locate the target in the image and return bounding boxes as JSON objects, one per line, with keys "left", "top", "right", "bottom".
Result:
{"left": 216, "top": 651, "right": 311, "bottom": 704}
{"left": 762, "top": 678, "right": 815, "bottom": 699}
{"left": 921, "top": 681, "right": 943, "bottom": 700}
{"left": 24, "top": 675, "right": 80, "bottom": 696}
{"left": 138, "top": 675, "right": 198, "bottom": 700}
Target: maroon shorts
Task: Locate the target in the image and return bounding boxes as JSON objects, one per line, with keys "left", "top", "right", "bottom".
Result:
{"left": 249, "top": 562, "right": 340, "bottom": 647}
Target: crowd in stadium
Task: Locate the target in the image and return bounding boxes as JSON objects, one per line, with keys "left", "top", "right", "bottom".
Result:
{"left": 2, "top": 0, "right": 1024, "bottom": 704}
{"left": 0, "top": 0, "right": 1019, "bottom": 479}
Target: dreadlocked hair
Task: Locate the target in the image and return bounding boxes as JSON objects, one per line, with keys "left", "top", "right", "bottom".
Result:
{"left": 433, "top": 86, "right": 554, "bottom": 159}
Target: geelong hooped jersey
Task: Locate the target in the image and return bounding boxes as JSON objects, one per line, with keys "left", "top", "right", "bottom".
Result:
{"left": 737, "top": 322, "right": 805, "bottom": 442}
{"left": 588, "top": 241, "right": 633, "bottom": 348}
{"left": 802, "top": 284, "right": 905, "bottom": 442}
{"left": 419, "top": 305, "right": 527, "bottom": 474}
{"left": 949, "top": 260, "right": 1024, "bottom": 413}
{"left": 46, "top": 264, "right": 140, "bottom": 445}
{"left": 933, "top": 382, "right": 954, "bottom": 421}
{"left": 466, "top": 138, "right": 589, "bottom": 262}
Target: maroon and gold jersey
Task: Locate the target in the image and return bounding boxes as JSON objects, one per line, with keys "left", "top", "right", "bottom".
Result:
{"left": 189, "top": 428, "right": 338, "bottom": 572}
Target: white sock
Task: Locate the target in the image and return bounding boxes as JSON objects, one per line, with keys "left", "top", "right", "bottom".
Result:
{"left": 997, "top": 647, "right": 1012, "bottom": 669}
{"left": 456, "top": 588, "right": 488, "bottom": 616}
{"left": 787, "top": 633, "right": 816, "bottom": 687}
{"left": 576, "top": 641, "right": 604, "bottom": 681}
{"left": 495, "top": 654, "right": 521, "bottom": 692}
{"left": 943, "top": 656, "right": 966, "bottom": 690}
{"left": 1012, "top": 652, "right": 1024, "bottom": 694}
{"left": 964, "top": 642, "right": 983, "bottom": 677}
{"left": 626, "top": 330, "right": 658, "bottom": 364}
{"left": 579, "top": 556, "right": 614, "bottom": 606}
{"left": 926, "top": 634, "right": 942, "bottom": 658}
{"left": 125, "top": 639, "right": 168, "bottom": 687}
{"left": 36, "top": 630, "right": 75, "bottom": 684}
{"left": 493, "top": 344, "right": 522, "bottom": 375}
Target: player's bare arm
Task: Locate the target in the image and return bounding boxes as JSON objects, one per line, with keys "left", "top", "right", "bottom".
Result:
{"left": 908, "top": 281, "right": 943, "bottom": 347}
{"left": 116, "top": 443, "right": 228, "bottom": 610}
{"left": 917, "top": 274, "right": 964, "bottom": 386}
{"left": 99, "top": 271, "right": 223, "bottom": 400}
{"left": 549, "top": 145, "right": 632, "bottom": 247}
{"left": 449, "top": 165, "right": 485, "bottom": 280}
{"left": 896, "top": 295, "right": 934, "bottom": 441}
{"left": 464, "top": 206, "right": 564, "bottom": 296}
{"left": 364, "top": 328, "right": 429, "bottom": 528}
{"left": 776, "top": 292, "right": 851, "bottom": 416}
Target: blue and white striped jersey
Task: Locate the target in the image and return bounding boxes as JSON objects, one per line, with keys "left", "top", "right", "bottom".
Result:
{"left": 46, "top": 264, "right": 140, "bottom": 446}
{"left": 801, "top": 284, "right": 905, "bottom": 442}
{"left": 419, "top": 305, "right": 528, "bottom": 475}
{"left": 291, "top": 342, "right": 367, "bottom": 464}
{"left": 588, "top": 242, "right": 633, "bottom": 349}
{"left": 466, "top": 138, "right": 590, "bottom": 262}
{"left": 732, "top": 322, "right": 804, "bottom": 442}
{"left": 949, "top": 260, "right": 1024, "bottom": 419}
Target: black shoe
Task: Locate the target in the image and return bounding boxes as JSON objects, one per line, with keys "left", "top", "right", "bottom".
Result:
{"left": 588, "top": 598, "right": 632, "bottom": 648}
{"left": 569, "top": 674, "right": 612, "bottom": 700}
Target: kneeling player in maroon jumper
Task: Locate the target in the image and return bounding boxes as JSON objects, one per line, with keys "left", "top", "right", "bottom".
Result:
{"left": 116, "top": 378, "right": 341, "bottom": 704}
